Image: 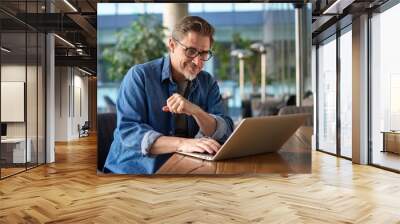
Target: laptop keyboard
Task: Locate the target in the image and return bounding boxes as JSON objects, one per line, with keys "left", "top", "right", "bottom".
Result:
{"left": 182, "top": 152, "right": 215, "bottom": 160}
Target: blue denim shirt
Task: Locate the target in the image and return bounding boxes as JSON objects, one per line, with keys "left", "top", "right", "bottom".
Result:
{"left": 104, "top": 56, "right": 234, "bottom": 174}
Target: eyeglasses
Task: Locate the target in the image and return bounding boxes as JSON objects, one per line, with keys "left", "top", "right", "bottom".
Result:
{"left": 173, "top": 38, "right": 213, "bottom": 61}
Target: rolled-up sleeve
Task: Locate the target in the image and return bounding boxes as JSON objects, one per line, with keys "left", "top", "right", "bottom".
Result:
{"left": 141, "top": 130, "right": 163, "bottom": 155}
{"left": 116, "top": 66, "right": 164, "bottom": 156}
{"left": 195, "top": 114, "right": 228, "bottom": 140}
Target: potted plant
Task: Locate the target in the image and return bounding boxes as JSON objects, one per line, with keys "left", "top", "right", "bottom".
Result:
{"left": 102, "top": 15, "right": 168, "bottom": 81}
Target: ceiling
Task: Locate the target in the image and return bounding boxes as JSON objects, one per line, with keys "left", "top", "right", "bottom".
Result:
{"left": 1, "top": 0, "right": 393, "bottom": 75}
{"left": 311, "top": 0, "right": 390, "bottom": 43}
{"left": 0, "top": 0, "right": 97, "bottom": 75}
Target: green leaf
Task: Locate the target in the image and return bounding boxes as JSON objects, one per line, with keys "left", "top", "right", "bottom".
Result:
{"left": 102, "top": 15, "right": 168, "bottom": 81}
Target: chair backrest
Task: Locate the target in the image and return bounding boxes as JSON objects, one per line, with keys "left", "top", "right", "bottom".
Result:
{"left": 97, "top": 113, "right": 117, "bottom": 171}
{"left": 82, "top": 121, "right": 90, "bottom": 130}
{"left": 278, "top": 106, "right": 313, "bottom": 126}
{"left": 103, "top": 96, "right": 117, "bottom": 113}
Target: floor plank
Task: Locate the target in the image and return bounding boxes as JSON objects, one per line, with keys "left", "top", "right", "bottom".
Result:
{"left": 0, "top": 134, "right": 400, "bottom": 223}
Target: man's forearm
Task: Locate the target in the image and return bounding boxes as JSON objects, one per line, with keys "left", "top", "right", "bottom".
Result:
{"left": 163, "top": 93, "right": 217, "bottom": 136}
{"left": 192, "top": 107, "right": 217, "bottom": 136}
{"left": 149, "top": 136, "right": 184, "bottom": 155}
{"left": 150, "top": 134, "right": 222, "bottom": 155}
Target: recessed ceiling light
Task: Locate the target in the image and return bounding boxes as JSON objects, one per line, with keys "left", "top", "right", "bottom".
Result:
{"left": 54, "top": 34, "right": 75, "bottom": 48}
{"left": 322, "top": 0, "right": 354, "bottom": 15}
{"left": 63, "top": 0, "right": 78, "bottom": 12}
{"left": 78, "top": 67, "right": 92, "bottom": 76}
{"left": 1, "top": 47, "right": 11, "bottom": 53}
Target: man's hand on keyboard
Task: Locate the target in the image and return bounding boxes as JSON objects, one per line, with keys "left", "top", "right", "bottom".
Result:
{"left": 177, "top": 137, "right": 221, "bottom": 154}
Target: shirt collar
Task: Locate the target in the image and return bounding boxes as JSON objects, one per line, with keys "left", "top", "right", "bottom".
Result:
{"left": 161, "top": 55, "right": 172, "bottom": 83}
{"left": 161, "top": 55, "right": 200, "bottom": 90}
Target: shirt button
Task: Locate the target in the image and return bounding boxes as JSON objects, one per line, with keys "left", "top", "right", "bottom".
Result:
{"left": 169, "top": 131, "right": 173, "bottom": 135}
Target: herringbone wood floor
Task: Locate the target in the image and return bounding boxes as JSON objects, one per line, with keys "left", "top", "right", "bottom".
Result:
{"left": 1, "top": 134, "right": 400, "bottom": 223}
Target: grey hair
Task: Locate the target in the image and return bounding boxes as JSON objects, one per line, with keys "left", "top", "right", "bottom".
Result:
{"left": 172, "top": 16, "right": 215, "bottom": 46}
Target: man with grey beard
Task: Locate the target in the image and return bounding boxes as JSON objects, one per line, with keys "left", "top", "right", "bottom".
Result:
{"left": 104, "top": 16, "right": 234, "bottom": 174}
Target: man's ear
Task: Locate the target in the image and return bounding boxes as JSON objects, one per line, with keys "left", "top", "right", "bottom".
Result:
{"left": 168, "top": 38, "right": 175, "bottom": 53}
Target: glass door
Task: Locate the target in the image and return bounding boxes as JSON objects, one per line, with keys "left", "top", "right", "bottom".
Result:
{"left": 370, "top": 3, "right": 400, "bottom": 171}
{"left": 339, "top": 26, "right": 352, "bottom": 159}
{"left": 317, "top": 35, "right": 337, "bottom": 155}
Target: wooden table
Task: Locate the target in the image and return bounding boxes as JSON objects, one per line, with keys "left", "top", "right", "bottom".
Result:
{"left": 157, "top": 127, "right": 312, "bottom": 175}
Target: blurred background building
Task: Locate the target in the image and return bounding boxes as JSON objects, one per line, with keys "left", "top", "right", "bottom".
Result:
{"left": 97, "top": 3, "right": 306, "bottom": 121}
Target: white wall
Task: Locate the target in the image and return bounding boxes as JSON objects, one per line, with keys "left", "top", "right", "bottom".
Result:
{"left": 1, "top": 64, "right": 46, "bottom": 164}
{"left": 54, "top": 67, "right": 89, "bottom": 141}
{"left": 55, "top": 66, "right": 69, "bottom": 141}
{"left": 1, "top": 65, "right": 34, "bottom": 137}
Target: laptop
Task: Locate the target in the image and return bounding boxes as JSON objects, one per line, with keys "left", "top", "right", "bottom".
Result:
{"left": 177, "top": 114, "right": 308, "bottom": 161}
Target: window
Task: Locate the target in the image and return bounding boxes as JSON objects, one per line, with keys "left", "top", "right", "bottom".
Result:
{"left": 0, "top": 2, "right": 46, "bottom": 179}
{"left": 317, "top": 35, "right": 337, "bottom": 154}
{"left": 339, "top": 28, "right": 352, "bottom": 158}
{"left": 371, "top": 3, "right": 400, "bottom": 171}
